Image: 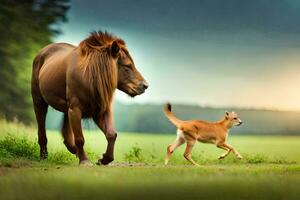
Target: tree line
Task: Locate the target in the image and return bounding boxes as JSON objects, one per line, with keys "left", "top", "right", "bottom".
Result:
{"left": 46, "top": 102, "right": 300, "bottom": 135}
{"left": 0, "top": 0, "right": 69, "bottom": 123}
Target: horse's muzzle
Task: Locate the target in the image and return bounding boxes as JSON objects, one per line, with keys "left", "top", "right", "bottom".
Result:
{"left": 139, "top": 81, "right": 149, "bottom": 90}
{"left": 126, "top": 81, "right": 148, "bottom": 97}
{"left": 137, "top": 81, "right": 149, "bottom": 94}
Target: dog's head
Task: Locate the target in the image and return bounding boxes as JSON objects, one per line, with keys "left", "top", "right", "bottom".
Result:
{"left": 224, "top": 111, "right": 243, "bottom": 127}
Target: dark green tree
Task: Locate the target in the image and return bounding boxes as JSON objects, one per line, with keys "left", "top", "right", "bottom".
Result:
{"left": 0, "top": 0, "right": 69, "bottom": 123}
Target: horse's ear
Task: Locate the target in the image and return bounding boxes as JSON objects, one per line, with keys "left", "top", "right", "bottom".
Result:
{"left": 111, "top": 41, "right": 120, "bottom": 58}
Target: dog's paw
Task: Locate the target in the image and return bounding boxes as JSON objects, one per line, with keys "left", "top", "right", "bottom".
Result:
{"left": 194, "top": 163, "right": 201, "bottom": 167}
{"left": 164, "top": 160, "right": 169, "bottom": 165}
{"left": 218, "top": 156, "right": 225, "bottom": 160}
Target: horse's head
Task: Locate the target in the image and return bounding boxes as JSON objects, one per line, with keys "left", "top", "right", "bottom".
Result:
{"left": 111, "top": 41, "right": 148, "bottom": 97}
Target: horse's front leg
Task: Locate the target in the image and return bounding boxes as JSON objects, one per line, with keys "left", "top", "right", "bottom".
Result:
{"left": 94, "top": 111, "right": 117, "bottom": 165}
{"left": 68, "top": 106, "right": 91, "bottom": 165}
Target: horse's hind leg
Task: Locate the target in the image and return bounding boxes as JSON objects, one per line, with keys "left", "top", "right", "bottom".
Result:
{"left": 61, "top": 113, "right": 77, "bottom": 154}
{"left": 32, "top": 95, "right": 48, "bottom": 159}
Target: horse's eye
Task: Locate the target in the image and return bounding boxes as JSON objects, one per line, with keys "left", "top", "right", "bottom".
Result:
{"left": 233, "top": 117, "right": 237, "bottom": 120}
{"left": 123, "top": 67, "right": 130, "bottom": 72}
{"left": 122, "top": 64, "right": 132, "bottom": 68}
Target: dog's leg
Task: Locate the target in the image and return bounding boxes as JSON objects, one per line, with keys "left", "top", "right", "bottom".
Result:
{"left": 216, "top": 143, "right": 231, "bottom": 159}
{"left": 183, "top": 140, "right": 199, "bottom": 166}
{"left": 165, "top": 137, "right": 185, "bottom": 165}
{"left": 223, "top": 143, "right": 243, "bottom": 159}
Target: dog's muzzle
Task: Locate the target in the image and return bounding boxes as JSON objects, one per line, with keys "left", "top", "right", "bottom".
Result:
{"left": 236, "top": 121, "right": 243, "bottom": 126}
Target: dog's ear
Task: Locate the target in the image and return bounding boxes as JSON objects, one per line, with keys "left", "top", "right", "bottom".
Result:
{"left": 225, "top": 111, "right": 229, "bottom": 119}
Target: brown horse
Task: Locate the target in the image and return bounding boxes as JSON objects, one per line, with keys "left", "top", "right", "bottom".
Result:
{"left": 31, "top": 31, "right": 148, "bottom": 165}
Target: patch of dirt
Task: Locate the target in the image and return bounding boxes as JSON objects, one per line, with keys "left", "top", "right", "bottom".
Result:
{"left": 106, "top": 162, "right": 157, "bottom": 167}
{"left": 105, "top": 162, "right": 196, "bottom": 168}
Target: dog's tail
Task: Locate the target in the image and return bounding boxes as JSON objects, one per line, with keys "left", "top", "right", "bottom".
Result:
{"left": 164, "top": 103, "right": 183, "bottom": 128}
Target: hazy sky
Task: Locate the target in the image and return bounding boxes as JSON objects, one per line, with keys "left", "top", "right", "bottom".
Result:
{"left": 55, "top": 0, "right": 300, "bottom": 111}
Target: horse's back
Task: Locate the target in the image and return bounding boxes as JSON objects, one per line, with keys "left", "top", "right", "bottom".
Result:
{"left": 34, "top": 42, "right": 74, "bottom": 64}
{"left": 33, "top": 43, "right": 76, "bottom": 112}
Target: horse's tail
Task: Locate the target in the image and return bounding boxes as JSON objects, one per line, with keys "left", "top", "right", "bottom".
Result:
{"left": 164, "top": 103, "right": 184, "bottom": 128}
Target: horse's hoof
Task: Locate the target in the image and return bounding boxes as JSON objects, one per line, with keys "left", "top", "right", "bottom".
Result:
{"left": 96, "top": 154, "right": 114, "bottom": 165}
{"left": 40, "top": 151, "right": 48, "bottom": 160}
{"left": 237, "top": 155, "right": 243, "bottom": 160}
{"left": 218, "top": 156, "right": 225, "bottom": 160}
{"left": 97, "top": 158, "right": 111, "bottom": 165}
{"left": 79, "top": 160, "right": 93, "bottom": 166}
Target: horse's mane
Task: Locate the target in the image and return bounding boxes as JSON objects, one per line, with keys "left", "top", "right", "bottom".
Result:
{"left": 78, "top": 31, "right": 125, "bottom": 115}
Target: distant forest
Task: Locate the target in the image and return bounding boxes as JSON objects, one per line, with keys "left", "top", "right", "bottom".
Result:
{"left": 0, "top": 0, "right": 69, "bottom": 123}
{"left": 46, "top": 102, "right": 300, "bottom": 135}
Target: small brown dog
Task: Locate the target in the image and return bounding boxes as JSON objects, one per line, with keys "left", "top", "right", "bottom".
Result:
{"left": 164, "top": 103, "right": 243, "bottom": 166}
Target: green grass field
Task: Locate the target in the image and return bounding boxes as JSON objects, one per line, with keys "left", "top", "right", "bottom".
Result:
{"left": 0, "top": 120, "right": 300, "bottom": 200}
